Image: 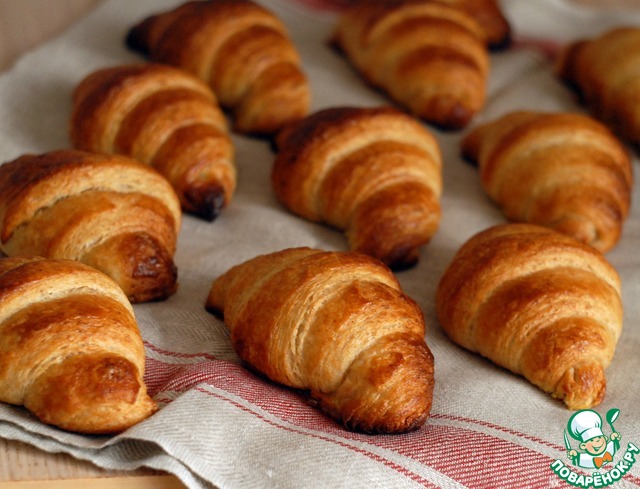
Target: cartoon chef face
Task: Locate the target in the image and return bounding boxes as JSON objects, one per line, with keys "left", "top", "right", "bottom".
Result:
{"left": 581, "top": 434, "right": 609, "bottom": 455}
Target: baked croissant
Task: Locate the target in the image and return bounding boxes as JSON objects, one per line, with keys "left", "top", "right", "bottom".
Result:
{"left": 205, "top": 247, "right": 435, "bottom": 433}
{"left": 461, "top": 111, "right": 633, "bottom": 253}
{"left": 431, "top": 0, "right": 512, "bottom": 49}
{"left": 126, "top": 0, "right": 310, "bottom": 136}
{"left": 0, "top": 149, "right": 181, "bottom": 303}
{"left": 0, "top": 255, "right": 157, "bottom": 434}
{"left": 272, "top": 106, "right": 442, "bottom": 270}
{"left": 70, "top": 63, "right": 235, "bottom": 221}
{"left": 436, "top": 223, "right": 623, "bottom": 410}
{"left": 557, "top": 27, "right": 640, "bottom": 146}
{"left": 331, "top": 0, "right": 490, "bottom": 129}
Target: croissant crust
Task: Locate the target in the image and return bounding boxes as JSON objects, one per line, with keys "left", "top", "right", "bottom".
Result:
{"left": 272, "top": 106, "right": 442, "bottom": 270}
{"left": 331, "top": 0, "right": 490, "bottom": 129}
{"left": 70, "top": 63, "right": 236, "bottom": 221}
{"left": 206, "top": 247, "right": 435, "bottom": 433}
{"left": 0, "top": 149, "right": 181, "bottom": 303}
{"left": 126, "top": 0, "right": 310, "bottom": 135}
{"left": 0, "top": 256, "right": 157, "bottom": 433}
{"left": 436, "top": 224, "right": 623, "bottom": 410}
{"left": 557, "top": 27, "right": 640, "bottom": 146}
{"left": 461, "top": 110, "right": 633, "bottom": 253}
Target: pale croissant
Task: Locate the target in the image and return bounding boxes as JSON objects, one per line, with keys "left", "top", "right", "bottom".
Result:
{"left": 0, "top": 255, "right": 157, "bottom": 433}
{"left": 272, "top": 106, "right": 442, "bottom": 270}
{"left": 70, "top": 63, "right": 235, "bottom": 221}
{"left": 126, "top": 0, "right": 310, "bottom": 135}
{"left": 461, "top": 110, "right": 633, "bottom": 253}
{"left": 557, "top": 27, "right": 640, "bottom": 146}
{"left": 331, "top": 0, "right": 490, "bottom": 129}
{"left": 0, "top": 149, "right": 181, "bottom": 303}
{"left": 206, "top": 247, "right": 435, "bottom": 433}
{"left": 436, "top": 223, "right": 623, "bottom": 410}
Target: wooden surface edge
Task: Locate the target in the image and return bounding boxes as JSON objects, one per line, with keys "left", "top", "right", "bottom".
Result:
{"left": 2, "top": 475, "right": 186, "bottom": 489}
{"left": 0, "top": 436, "right": 177, "bottom": 483}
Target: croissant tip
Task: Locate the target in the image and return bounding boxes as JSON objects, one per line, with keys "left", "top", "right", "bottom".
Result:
{"left": 184, "top": 185, "right": 227, "bottom": 221}
{"left": 124, "top": 20, "right": 152, "bottom": 55}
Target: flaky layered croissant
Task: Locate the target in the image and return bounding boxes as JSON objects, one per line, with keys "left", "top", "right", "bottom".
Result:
{"left": 70, "top": 63, "right": 235, "bottom": 221}
{"left": 126, "top": 0, "right": 310, "bottom": 136}
{"left": 0, "top": 149, "right": 181, "bottom": 303}
{"left": 206, "top": 247, "right": 435, "bottom": 433}
{"left": 461, "top": 110, "right": 633, "bottom": 253}
{"left": 331, "top": 0, "right": 490, "bottom": 129}
{"left": 436, "top": 224, "right": 623, "bottom": 410}
{"left": 557, "top": 27, "right": 640, "bottom": 146}
{"left": 0, "top": 255, "right": 157, "bottom": 433}
{"left": 272, "top": 106, "right": 442, "bottom": 270}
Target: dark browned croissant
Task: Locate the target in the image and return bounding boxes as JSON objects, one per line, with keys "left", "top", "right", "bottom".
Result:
{"left": 206, "top": 247, "right": 434, "bottom": 434}
{"left": 461, "top": 110, "right": 633, "bottom": 253}
{"left": 436, "top": 223, "right": 623, "bottom": 410}
{"left": 331, "top": 0, "right": 490, "bottom": 129}
{"left": 0, "top": 255, "right": 157, "bottom": 434}
{"left": 557, "top": 27, "right": 640, "bottom": 146}
{"left": 0, "top": 149, "right": 181, "bottom": 303}
{"left": 70, "top": 63, "right": 235, "bottom": 221}
{"left": 272, "top": 106, "right": 442, "bottom": 270}
{"left": 126, "top": 0, "right": 310, "bottom": 136}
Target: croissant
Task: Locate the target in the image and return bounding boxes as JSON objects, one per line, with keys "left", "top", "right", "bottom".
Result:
{"left": 0, "top": 255, "right": 157, "bottom": 433}
{"left": 205, "top": 247, "right": 435, "bottom": 433}
{"left": 436, "top": 223, "right": 623, "bottom": 410}
{"left": 272, "top": 106, "right": 442, "bottom": 270}
{"left": 0, "top": 149, "right": 181, "bottom": 303}
{"left": 461, "top": 110, "right": 633, "bottom": 253}
{"left": 70, "top": 63, "right": 235, "bottom": 221}
{"left": 556, "top": 27, "right": 640, "bottom": 146}
{"left": 126, "top": 0, "right": 310, "bottom": 136}
{"left": 331, "top": 0, "right": 490, "bottom": 129}
{"left": 431, "top": 0, "right": 512, "bottom": 49}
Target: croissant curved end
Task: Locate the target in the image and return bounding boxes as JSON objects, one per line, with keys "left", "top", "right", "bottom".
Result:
{"left": 183, "top": 183, "right": 227, "bottom": 221}
{"left": 555, "top": 362, "right": 606, "bottom": 410}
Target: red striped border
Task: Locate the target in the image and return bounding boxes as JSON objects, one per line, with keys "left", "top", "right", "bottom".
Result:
{"left": 141, "top": 346, "right": 640, "bottom": 488}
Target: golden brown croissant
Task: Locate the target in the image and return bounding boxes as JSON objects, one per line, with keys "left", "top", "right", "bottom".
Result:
{"left": 331, "top": 0, "right": 490, "bottom": 129}
{"left": 70, "top": 63, "right": 235, "bottom": 221}
{"left": 436, "top": 223, "right": 623, "bottom": 410}
{"left": 272, "top": 106, "right": 442, "bottom": 270}
{"left": 430, "top": 0, "right": 512, "bottom": 49}
{"left": 0, "top": 149, "right": 181, "bottom": 303}
{"left": 126, "top": 0, "right": 310, "bottom": 136}
{"left": 557, "top": 27, "right": 640, "bottom": 146}
{"left": 461, "top": 110, "right": 633, "bottom": 253}
{"left": 0, "top": 255, "right": 157, "bottom": 434}
{"left": 205, "top": 247, "right": 434, "bottom": 433}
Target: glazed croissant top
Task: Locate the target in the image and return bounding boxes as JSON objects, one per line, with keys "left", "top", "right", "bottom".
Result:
{"left": 70, "top": 63, "right": 236, "bottom": 221}
{"left": 331, "top": 0, "right": 490, "bottom": 129}
{"left": 0, "top": 255, "right": 157, "bottom": 433}
{"left": 461, "top": 110, "right": 633, "bottom": 253}
{"left": 436, "top": 223, "right": 623, "bottom": 409}
{"left": 0, "top": 149, "right": 181, "bottom": 303}
{"left": 272, "top": 106, "right": 442, "bottom": 269}
{"left": 557, "top": 27, "right": 640, "bottom": 145}
{"left": 126, "top": 0, "right": 310, "bottom": 135}
{"left": 206, "top": 247, "right": 435, "bottom": 434}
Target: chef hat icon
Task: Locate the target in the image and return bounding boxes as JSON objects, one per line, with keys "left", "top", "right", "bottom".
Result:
{"left": 568, "top": 409, "right": 604, "bottom": 443}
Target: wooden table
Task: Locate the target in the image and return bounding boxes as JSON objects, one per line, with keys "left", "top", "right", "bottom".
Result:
{"left": 0, "top": 0, "right": 639, "bottom": 487}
